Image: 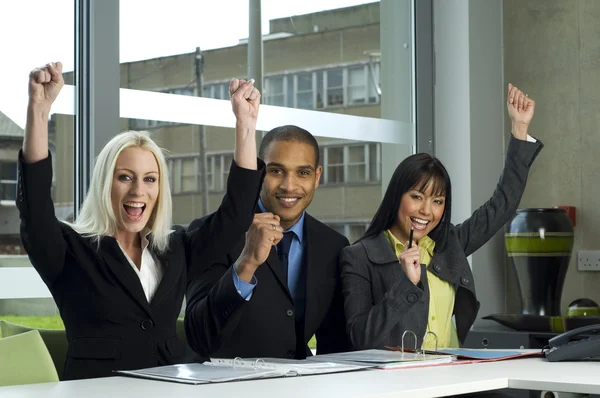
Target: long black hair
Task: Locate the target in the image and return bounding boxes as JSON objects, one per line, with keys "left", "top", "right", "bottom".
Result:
{"left": 361, "top": 153, "right": 452, "bottom": 252}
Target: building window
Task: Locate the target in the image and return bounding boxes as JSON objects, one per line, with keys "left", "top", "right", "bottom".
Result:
{"left": 168, "top": 152, "right": 233, "bottom": 194}
{"left": 367, "top": 62, "right": 381, "bottom": 104}
{"left": 348, "top": 65, "right": 367, "bottom": 105}
{"left": 0, "top": 161, "right": 17, "bottom": 201}
{"left": 203, "top": 83, "right": 228, "bottom": 99}
{"left": 326, "top": 68, "right": 344, "bottom": 107}
{"left": 325, "top": 147, "right": 344, "bottom": 184}
{"left": 203, "top": 61, "right": 380, "bottom": 111}
{"left": 296, "top": 72, "right": 314, "bottom": 109}
{"left": 321, "top": 143, "right": 380, "bottom": 185}
{"left": 265, "top": 76, "right": 284, "bottom": 106}
{"left": 180, "top": 157, "right": 198, "bottom": 193}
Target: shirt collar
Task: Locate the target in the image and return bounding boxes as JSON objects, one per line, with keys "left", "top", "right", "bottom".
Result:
{"left": 258, "top": 199, "right": 305, "bottom": 243}
{"left": 383, "top": 229, "right": 435, "bottom": 257}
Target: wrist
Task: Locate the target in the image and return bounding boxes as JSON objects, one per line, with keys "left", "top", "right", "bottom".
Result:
{"left": 235, "top": 258, "right": 259, "bottom": 282}
{"left": 27, "top": 101, "right": 51, "bottom": 119}
{"left": 236, "top": 119, "right": 257, "bottom": 134}
{"left": 511, "top": 122, "right": 529, "bottom": 140}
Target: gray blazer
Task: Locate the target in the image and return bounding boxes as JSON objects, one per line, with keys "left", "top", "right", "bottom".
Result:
{"left": 341, "top": 136, "right": 543, "bottom": 350}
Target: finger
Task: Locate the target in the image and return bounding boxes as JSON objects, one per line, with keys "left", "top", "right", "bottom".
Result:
{"left": 30, "top": 68, "right": 41, "bottom": 82}
{"left": 47, "top": 62, "right": 63, "bottom": 82}
{"left": 507, "top": 83, "right": 514, "bottom": 103}
{"left": 255, "top": 212, "right": 281, "bottom": 223}
{"left": 229, "top": 78, "right": 240, "bottom": 96}
{"left": 37, "top": 69, "right": 47, "bottom": 84}
{"left": 508, "top": 85, "right": 518, "bottom": 104}
{"left": 525, "top": 97, "right": 535, "bottom": 111}
{"left": 248, "top": 87, "right": 260, "bottom": 101}
{"left": 239, "top": 79, "right": 256, "bottom": 98}
{"left": 517, "top": 93, "right": 525, "bottom": 112}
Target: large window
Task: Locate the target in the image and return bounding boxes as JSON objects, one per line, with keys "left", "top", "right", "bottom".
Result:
{"left": 0, "top": 0, "right": 75, "bottom": 317}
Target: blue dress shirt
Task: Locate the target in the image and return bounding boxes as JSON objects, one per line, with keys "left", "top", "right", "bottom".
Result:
{"left": 233, "top": 199, "right": 305, "bottom": 303}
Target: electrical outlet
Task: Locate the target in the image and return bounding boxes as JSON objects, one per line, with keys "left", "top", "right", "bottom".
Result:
{"left": 577, "top": 250, "right": 600, "bottom": 271}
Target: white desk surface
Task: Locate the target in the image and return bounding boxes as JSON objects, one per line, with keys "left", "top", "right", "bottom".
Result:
{"left": 1, "top": 358, "right": 599, "bottom": 398}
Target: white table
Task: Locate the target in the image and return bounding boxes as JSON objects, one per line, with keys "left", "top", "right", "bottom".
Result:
{"left": 1, "top": 359, "right": 599, "bottom": 398}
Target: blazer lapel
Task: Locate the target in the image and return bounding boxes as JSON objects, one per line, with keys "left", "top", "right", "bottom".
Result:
{"left": 99, "top": 237, "right": 153, "bottom": 316}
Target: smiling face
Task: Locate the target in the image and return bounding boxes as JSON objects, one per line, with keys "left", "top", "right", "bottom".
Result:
{"left": 259, "top": 140, "right": 322, "bottom": 230}
{"left": 389, "top": 179, "right": 446, "bottom": 245}
{"left": 110, "top": 147, "right": 160, "bottom": 237}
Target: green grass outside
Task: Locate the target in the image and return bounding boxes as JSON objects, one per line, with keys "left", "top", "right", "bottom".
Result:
{"left": 0, "top": 315, "right": 318, "bottom": 349}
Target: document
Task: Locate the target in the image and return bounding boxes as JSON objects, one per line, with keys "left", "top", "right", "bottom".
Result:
{"left": 308, "top": 349, "right": 455, "bottom": 369}
{"left": 116, "top": 357, "right": 371, "bottom": 385}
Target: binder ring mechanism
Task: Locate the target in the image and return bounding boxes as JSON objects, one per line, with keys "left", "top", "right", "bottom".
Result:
{"left": 401, "top": 330, "right": 438, "bottom": 357}
{"left": 232, "top": 357, "right": 266, "bottom": 371}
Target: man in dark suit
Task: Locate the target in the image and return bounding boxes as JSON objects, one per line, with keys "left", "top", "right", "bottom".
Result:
{"left": 185, "top": 125, "right": 350, "bottom": 360}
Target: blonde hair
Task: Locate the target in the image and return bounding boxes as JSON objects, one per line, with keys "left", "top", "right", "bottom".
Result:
{"left": 66, "top": 131, "right": 173, "bottom": 253}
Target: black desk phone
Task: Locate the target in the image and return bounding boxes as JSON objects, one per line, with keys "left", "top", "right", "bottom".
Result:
{"left": 543, "top": 324, "right": 600, "bottom": 362}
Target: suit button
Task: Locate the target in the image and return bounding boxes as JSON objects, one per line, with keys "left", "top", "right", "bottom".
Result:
{"left": 286, "top": 350, "right": 296, "bottom": 358}
{"left": 433, "top": 264, "right": 441, "bottom": 273}
{"left": 286, "top": 309, "right": 294, "bottom": 317}
{"left": 407, "top": 294, "right": 418, "bottom": 303}
{"left": 461, "top": 276, "right": 470, "bottom": 286}
{"left": 140, "top": 319, "right": 154, "bottom": 330}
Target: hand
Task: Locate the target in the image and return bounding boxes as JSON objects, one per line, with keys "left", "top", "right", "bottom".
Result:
{"left": 398, "top": 243, "right": 421, "bottom": 286}
{"left": 235, "top": 213, "right": 282, "bottom": 282}
{"left": 29, "top": 62, "right": 64, "bottom": 111}
{"left": 507, "top": 83, "right": 535, "bottom": 140}
{"left": 230, "top": 78, "right": 260, "bottom": 126}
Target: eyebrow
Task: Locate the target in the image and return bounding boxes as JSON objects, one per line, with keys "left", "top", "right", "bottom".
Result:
{"left": 115, "top": 168, "right": 159, "bottom": 175}
{"left": 409, "top": 189, "right": 445, "bottom": 198}
{"left": 267, "top": 162, "right": 316, "bottom": 171}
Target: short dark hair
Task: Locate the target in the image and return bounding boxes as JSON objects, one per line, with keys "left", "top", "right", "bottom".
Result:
{"left": 259, "top": 125, "right": 320, "bottom": 166}
{"left": 361, "top": 153, "right": 452, "bottom": 252}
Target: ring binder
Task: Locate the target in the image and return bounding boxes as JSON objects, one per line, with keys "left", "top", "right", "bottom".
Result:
{"left": 254, "top": 358, "right": 266, "bottom": 370}
{"left": 232, "top": 357, "right": 242, "bottom": 369}
{"left": 401, "top": 330, "right": 419, "bottom": 357}
{"left": 422, "top": 331, "right": 439, "bottom": 354}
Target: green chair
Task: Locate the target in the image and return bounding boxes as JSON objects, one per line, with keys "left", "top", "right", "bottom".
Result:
{"left": 0, "top": 330, "right": 59, "bottom": 386}
{"left": 0, "top": 320, "right": 68, "bottom": 380}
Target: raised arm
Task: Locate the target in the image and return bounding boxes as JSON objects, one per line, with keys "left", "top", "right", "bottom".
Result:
{"left": 23, "top": 62, "right": 64, "bottom": 162}
{"left": 17, "top": 62, "right": 67, "bottom": 288}
{"left": 455, "top": 83, "right": 543, "bottom": 255}
{"left": 185, "top": 79, "right": 265, "bottom": 273}
{"left": 230, "top": 78, "right": 259, "bottom": 170}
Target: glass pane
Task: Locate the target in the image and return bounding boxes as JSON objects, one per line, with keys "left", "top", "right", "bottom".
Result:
{"left": 1, "top": 0, "right": 74, "bottom": 324}
{"left": 347, "top": 164, "right": 366, "bottom": 182}
{"left": 369, "top": 143, "right": 379, "bottom": 181}
{"left": 317, "top": 72, "right": 325, "bottom": 109}
{"left": 348, "top": 146, "right": 365, "bottom": 163}
{"left": 297, "top": 92, "right": 314, "bottom": 110}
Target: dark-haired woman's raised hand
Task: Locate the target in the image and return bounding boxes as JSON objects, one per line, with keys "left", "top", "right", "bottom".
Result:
{"left": 507, "top": 83, "right": 534, "bottom": 141}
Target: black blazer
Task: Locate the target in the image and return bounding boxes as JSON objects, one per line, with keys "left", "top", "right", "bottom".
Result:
{"left": 16, "top": 151, "right": 264, "bottom": 380}
{"left": 341, "top": 137, "right": 543, "bottom": 350}
{"left": 185, "top": 213, "right": 350, "bottom": 360}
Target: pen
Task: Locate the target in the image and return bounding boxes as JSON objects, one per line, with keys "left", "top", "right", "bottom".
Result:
{"left": 408, "top": 227, "right": 414, "bottom": 248}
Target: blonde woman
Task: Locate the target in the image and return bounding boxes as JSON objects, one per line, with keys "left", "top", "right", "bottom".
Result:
{"left": 17, "top": 62, "right": 270, "bottom": 380}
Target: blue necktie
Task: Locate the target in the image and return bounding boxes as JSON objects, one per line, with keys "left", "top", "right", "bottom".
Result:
{"left": 277, "top": 232, "right": 293, "bottom": 282}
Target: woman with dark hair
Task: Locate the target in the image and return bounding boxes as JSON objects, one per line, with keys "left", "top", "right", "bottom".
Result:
{"left": 341, "top": 83, "right": 543, "bottom": 351}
